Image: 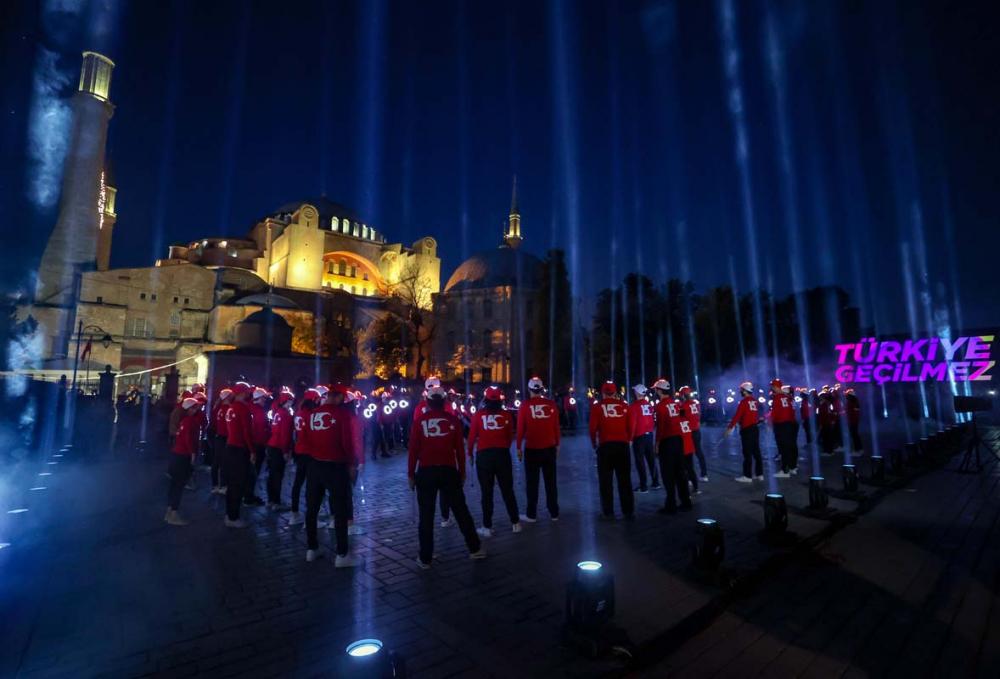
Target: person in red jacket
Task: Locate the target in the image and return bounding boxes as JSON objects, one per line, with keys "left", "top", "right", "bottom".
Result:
{"left": 816, "top": 387, "right": 836, "bottom": 455}
{"left": 799, "top": 388, "right": 815, "bottom": 445}
{"left": 845, "top": 389, "right": 864, "bottom": 453}
{"left": 724, "top": 381, "right": 763, "bottom": 482}
{"left": 266, "top": 388, "right": 295, "bottom": 510}
{"left": 223, "top": 382, "right": 256, "bottom": 526}
{"left": 630, "top": 384, "right": 659, "bottom": 493}
{"left": 590, "top": 381, "right": 636, "bottom": 520}
{"left": 288, "top": 388, "right": 322, "bottom": 525}
{"left": 516, "top": 376, "right": 561, "bottom": 523}
{"left": 769, "top": 380, "right": 799, "bottom": 477}
{"left": 408, "top": 385, "right": 485, "bottom": 568}
{"left": 303, "top": 383, "right": 359, "bottom": 567}
{"left": 244, "top": 388, "right": 271, "bottom": 507}
{"left": 679, "top": 386, "right": 707, "bottom": 482}
{"left": 165, "top": 397, "right": 203, "bottom": 526}
{"left": 653, "top": 378, "right": 692, "bottom": 514}
{"left": 342, "top": 390, "right": 365, "bottom": 535}
{"left": 468, "top": 386, "right": 521, "bottom": 537}
{"left": 209, "top": 388, "right": 233, "bottom": 494}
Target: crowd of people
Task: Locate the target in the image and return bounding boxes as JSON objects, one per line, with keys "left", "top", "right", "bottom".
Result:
{"left": 161, "top": 373, "right": 863, "bottom": 569}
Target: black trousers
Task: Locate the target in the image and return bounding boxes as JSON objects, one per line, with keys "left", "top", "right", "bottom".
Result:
{"left": 740, "top": 424, "right": 763, "bottom": 477}
{"left": 166, "top": 454, "right": 192, "bottom": 510}
{"left": 243, "top": 445, "right": 264, "bottom": 502}
{"left": 685, "top": 453, "right": 699, "bottom": 491}
{"left": 597, "top": 441, "right": 634, "bottom": 517}
{"left": 818, "top": 424, "right": 835, "bottom": 454}
{"left": 524, "top": 446, "right": 559, "bottom": 519}
{"left": 440, "top": 492, "right": 451, "bottom": 520}
{"left": 305, "top": 460, "right": 351, "bottom": 555}
{"left": 632, "top": 433, "right": 658, "bottom": 490}
{"left": 475, "top": 448, "right": 520, "bottom": 528}
{"left": 658, "top": 436, "right": 690, "bottom": 509}
{"left": 802, "top": 417, "right": 814, "bottom": 444}
{"left": 415, "top": 466, "right": 481, "bottom": 563}
{"left": 692, "top": 429, "right": 707, "bottom": 477}
{"left": 266, "top": 446, "right": 286, "bottom": 504}
{"left": 849, "top": 423, "right": 863, "bottom": 452}
{"left": 775, "top": 421, "right": 799, "bottom": 472}
{"left": 376, "top": 423, "right": 395, "bottom": 454}
{"left": 291, "top": 453, "right": 310, "bottom": 512}
{"left": 223, "top": 445, "right": 249, "bottom": 520}
{"left": 212, "top": 435, "right": 226, "bottom": 487}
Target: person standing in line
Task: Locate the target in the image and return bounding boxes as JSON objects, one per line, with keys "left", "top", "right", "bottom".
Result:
{"left": 845, "top": 389, "right": 864, "bottom": 453}
{"left": 413, "top": 376, "right": 459, "bottom": 527}
{"left": 467, "top": 386, "right": 521, "bottom": 537}
{"left": 223, "top": 383, "right": 256, "bottom": 528}
{"left": 168, "top": 389, "right": 191, "bottom": 448}
{"left": 770, "top": 380, "right": 799, "bottom": 477}
{"left": 679, "top": 386, "right": 707, "bottom": 482}
{"left": 817, "top": 387, "right": 836, "bottom": 455}
{"left": 342, "top": 389, "right": 365, "bottom": 536}
{"left": 288, "top": 388, "right": 322, "bottom": 525}
{"left": 209, "top": 388, "right": 233, "bottom": 494}
{"left": 375, "top": 393, "right": 396, "bottom": 457}
{"left": 724, "top": 381, "right": 763, "bottom": 482}
{"left": 516, "top": 376, "right": 561, "bottom": 523}
{"left": 165, "top": 397, "right": 202, "bottom": 526}
{"left": 629, "top": 385, "right": 659, "bottom": 493}
{"left": 653, "top": 379, "right": 692, "bottom": 515}
{"left": 409, "top": 385, "right": 485, "bottom": 569}
{"left": 266, "top": 388, "right": 295, "bottom": 510}
{"left": 590, "top": 381, "right": 636, "bottom": 520}
{"left": 303, "top": 384, "right": 358, "bottom": 566}
{"left": 799, "top": 388, "right": 815, "bottom": 445}
{"left": 245, "top": 388, "right": 271, "bottom": 507}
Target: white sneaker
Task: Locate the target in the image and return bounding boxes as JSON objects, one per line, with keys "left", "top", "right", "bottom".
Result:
{"left": 551, "top": 517, "right": 559, "bottom": 522}
{"left": 519, "top": 514, "right": 537, "bottom": 523}
{"left": 415, "top": 557, "right": 431, "bottom": 570}
{"left": 735, "top": 476, "right": 753, "bottom": 483}
{"left": 512, "top": 523, "right": 522, "bottom": 533}
{"left": 166, "top": 511, "right": 189, "bottom": 526}
{"left": 335, "top": 554, "right": 357, "bottom": 568}
{"left": 790, "top": 468, "right": 798, "bottom": 475}
{"left": 755, "top": 476, "right": 764, "bottom": 482}
{"left": 347, "top": 525, "right": 362, "bottom": 535}
{"left": 224, "top": 517, "right": 248, "bottom": 528}
{"left": 775, "top": 471, "right": 791, "bottom": 479}
{"left": 287, "top": 511, "right": 304, "bottom": 525}
{"left": 476, "top": 527, "right": 493, "bottom": 538}
{"left": 440, "top": 518, "right": 455, "bottom": 528}
{"left": 306, "top": 549, "right": 319, "bottom": 562}
{"left": 469, "top": 548, "right": 487, "bottom": 560}
{"left": 184, "top": 480, "right": 196, "bottom": 490}
{"left": 692, "top": 490, "right": 703, "bottom": 496}
{"left": 164, "top": 507, "right": 172, "bottom": 521}
{"left": 700, "top": 476, "right": 709, "bottom": 482}
{"left": 218, "top": 486, "right": 228, "bottom": 494}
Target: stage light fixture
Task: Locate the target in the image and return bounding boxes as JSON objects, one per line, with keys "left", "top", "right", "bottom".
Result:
{"left": 692, "top": 518, "right": 724, "bottom": 570}
{"left": 808, "top": 476, "right": 828, "bottom": 509}
{"left": 336, "top": 638, "right": 407, "bottom": 678}
{"left": 763, "top": 494, "right": 787, "bottom": 534}
{"left": 870, "top": 456, "right": 885, "bottom": 483}
{"left": 842, "top": 464, "right": 858, "bottom": 492}
{"left": 566, "top": 560, "right": 615, "bottom": 631}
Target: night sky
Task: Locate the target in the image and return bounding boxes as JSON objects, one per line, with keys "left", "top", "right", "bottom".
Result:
{"left": 2, "top": 0, "right": 998, "bottom": 334}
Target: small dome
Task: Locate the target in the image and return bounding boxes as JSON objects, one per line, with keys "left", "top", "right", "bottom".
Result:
{"left": 236, "top": 307, "right": 293, "bottom": 354}
{"left": 233, "top": 293, "right": 300, "bottom": 309}
{"left": 242, "top": 307, "right": 291, "bottom": 328}
{"left": 444, "top": 247, "right": 543, "bottom": 293}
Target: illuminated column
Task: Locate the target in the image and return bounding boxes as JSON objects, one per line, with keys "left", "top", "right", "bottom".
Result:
{"left": 36, "top": 52, "right": 115, "bottom": 353}
{"left": 96, "top": 160, "right": 117, "bottom": 271}
{"left": 505, "top": 175, "right": 523, "bottom": 249}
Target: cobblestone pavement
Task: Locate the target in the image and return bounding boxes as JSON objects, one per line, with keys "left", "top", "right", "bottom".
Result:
{"left": 0, "top": 422, "right": 957, "bottom": 679}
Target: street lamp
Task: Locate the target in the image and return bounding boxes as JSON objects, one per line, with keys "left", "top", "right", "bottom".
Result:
{"left": 71, "top": 322, "right": 114, "bottom": 394}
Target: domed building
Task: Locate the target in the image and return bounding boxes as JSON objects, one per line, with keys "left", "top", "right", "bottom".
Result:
{"left": 434, "top": 180, "right": 542, "bottom": 384}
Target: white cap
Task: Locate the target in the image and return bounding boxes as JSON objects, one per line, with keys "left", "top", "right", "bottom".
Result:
{"left": 315, "top": 385, "right": 329, "bottom": 396}
{"left": 739, "top": 381, "right": 754, "bottom": 393}
{"left": 252, "top": 388, "right": 270, "bottom": 401}
{"left": 182, "top": 397, "right": 200, "bottom": 410}
{"left": 425, "top": 376, "right": 441, "bottom": 390}
{"left": 633, "top": 384, "right": 648, "bottom": 397}
{"left": 427, "top": 385, "right": 446, "bottom": 399}
{"left": 527, "top": 376, "right": 544, "bottom": 391}
{"left": 652, "top": 378, "right": 670, "bottom": 392}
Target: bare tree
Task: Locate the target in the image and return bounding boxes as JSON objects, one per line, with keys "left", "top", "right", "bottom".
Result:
{"left": 388, "top": 259, "right": 437, "bottom": 380}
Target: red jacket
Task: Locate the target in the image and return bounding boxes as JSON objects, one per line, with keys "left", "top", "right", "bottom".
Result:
{"left": 684, "top": 399, "right": 702, "bottom": 431}
{"left": 268, "top": 404, "right": 294, "bottom": 452}
{"left": 468, "top": 408, "right": 514, "bottom": 456}
{"left": 728, "top": 396, "right": 760, "bottom": 430}
{"left": 590, "top": 398, "right": 635, "bottom": 446}
{"left": 225, "top": 401, "right": 256, "bottom": 450}
{"left": 345, "top": 406, "right": 363, "bottom": 457}
{"left": 681, "top": 420, "right": 695, "bottom": 455}
{"left": 213, "top": 401, "right": 230, "bottom": 437}
{"left": 251, "top": 403, "right": 269, "bottom": 447}
{"left": 630, "top": 400, "right": 656, "bottom": 438}
{"left": 305, "top": 404, "right": 357, "bottom": 465}
{"left": 516, "top": 397, "right": 561, "bottom": 450}
{"left": 846, "top": 398, "right": 862, "bottom": 425}
{"left": 413, "top": 399, "right": 458, "bottom": 423}
{"left": 294, "top": 405, "right": 319, "bottom": 456}
{"left": 770, "top": 394, "right": 796, "bottom": 425}
{"left": 800, "top": 398, "right": 813, "bottom": 420}
{"left": 408, "top": 409, "right": 466, "bottom": 478}
{"left": 173, "top": 413, "right": 201, "bottom": 456}
{"left": 817, "top": 398, "right": 836, "bottom": 426}
{"left": 655, "top": 397, "right": 684, "bottom": 446}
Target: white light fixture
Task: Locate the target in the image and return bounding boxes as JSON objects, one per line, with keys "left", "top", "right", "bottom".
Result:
{"left": 346, "top": 639, "right": 383, "bottom": 658}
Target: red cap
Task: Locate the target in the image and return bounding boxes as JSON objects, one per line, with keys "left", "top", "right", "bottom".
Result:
{"left": 679, "top": 386, "right": 692, "bottom": 396}
{"left": 181, "top": 390, "right": 192, "bottom": 401}
{"left": 303, "top": 388, "right": 321, "bottom": 401}
{"left": 329, "top": 383, "right": 350, "bottom": 395}
{"left": 277, "top": 388, "right": 295, "bottom": 404}
{"left": 770, "top": 379, "right": 783, "bottom": 389}
{"left": 194, "top": 393, "right": 208, "bottom": 404}
{"left": 232, "top": 382, "right": 252, "bottom": 395}
{"left": 484, "top": 386, "right": 504, "bottom": 401}
{"left": 601, "top": 381, "right": 616, "bottom": 396}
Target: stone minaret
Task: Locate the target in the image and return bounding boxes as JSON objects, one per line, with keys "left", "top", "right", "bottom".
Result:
{"left": 35, "top": 52, "right": 115, "bottom": 356}
{"left": 96, "top": 154, "right": 118, "bottom": 271}
{"left": 505, "top": 175, "right": 522, "bottom": 249}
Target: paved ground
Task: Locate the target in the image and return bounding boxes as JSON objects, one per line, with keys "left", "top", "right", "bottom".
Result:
{"left": 0, "top": 420, "right": 990, "bottom": 679}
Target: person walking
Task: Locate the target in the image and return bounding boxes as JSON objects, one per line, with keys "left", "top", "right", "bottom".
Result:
{"left": 653, "top": 379, "right": 692, "bottom": 515}
{"left": 769, "top": 380, "right": 799, "bottom": 477}
{"left": 629, "top": 384, "right": 659, "bottom": 493}
{"left": 516, "top": 376, "right": 561, "bottom": 523}
{"left": 408, "top": 385, "right": 485, "bottom": 569}
{"left": 468, "top": 386, "right": 521, "bottom": 537}
{"left": 590, "top": 381, "right": 636, "bottom": 520}
{"left": 724, "top": 381, "right": 763, "bottom": 482}
{"left": 303, "top": 384, "right": 358, "bottom": 566}
{"left": 288, "top": 388, "right": 322, "bottom": 525}
{"left": 223, "top": 383, "right": 256, "bottom": 527}
{"left": 266, "top": 388, "right": 295, "bottom": 510}
{"left": 165, "top": 397, "right": 202, "bottom": 526}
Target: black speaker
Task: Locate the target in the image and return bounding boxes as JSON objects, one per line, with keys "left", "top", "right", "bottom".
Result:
{"left": 955, "top": 396, "right": 993, "bottom": 414}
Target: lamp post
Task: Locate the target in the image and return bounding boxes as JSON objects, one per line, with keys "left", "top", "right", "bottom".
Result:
{"left": 72, "top": 322, "right": 114, "bottom": 394}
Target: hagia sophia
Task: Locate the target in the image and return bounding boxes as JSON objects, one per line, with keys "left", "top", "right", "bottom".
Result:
{"left": 21, "top": 52, "right": 544, "bottom": 394}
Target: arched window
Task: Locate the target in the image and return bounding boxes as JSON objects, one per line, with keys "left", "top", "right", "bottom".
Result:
{"left": 352, "top": 222, "right": 359, "bottom": 237}
{"left": 327, "top": 262, "right": 334, "bottom": 274}
{"left": 350, "top": 265, "right": 357, "bottom": 278}
{"left": 362, "top": 272, "right": 369, "bottom": 281}
{"left": 339, "top": 284, "right": 345, "bottom": 290}
{"left": 339, "top": 259, "right": 347, "bottom": 276}
{"left": 351, "top": 285, "right": 356, "bottom": 295}
{"left": 331, "top": 217, "right": 339, "bottom": 231}
{"left": 364, "top": 288, "right": 370, "bottom": 296}
{"left": 362, "top": 225, "right": 369, "bottom": 239}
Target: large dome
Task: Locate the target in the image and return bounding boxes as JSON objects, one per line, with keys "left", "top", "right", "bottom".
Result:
{"left": 272, "top": 197, "right": 361, "bottom": 224}
{"left": 444, "top": 247, "right": 543, "bottom": 293}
